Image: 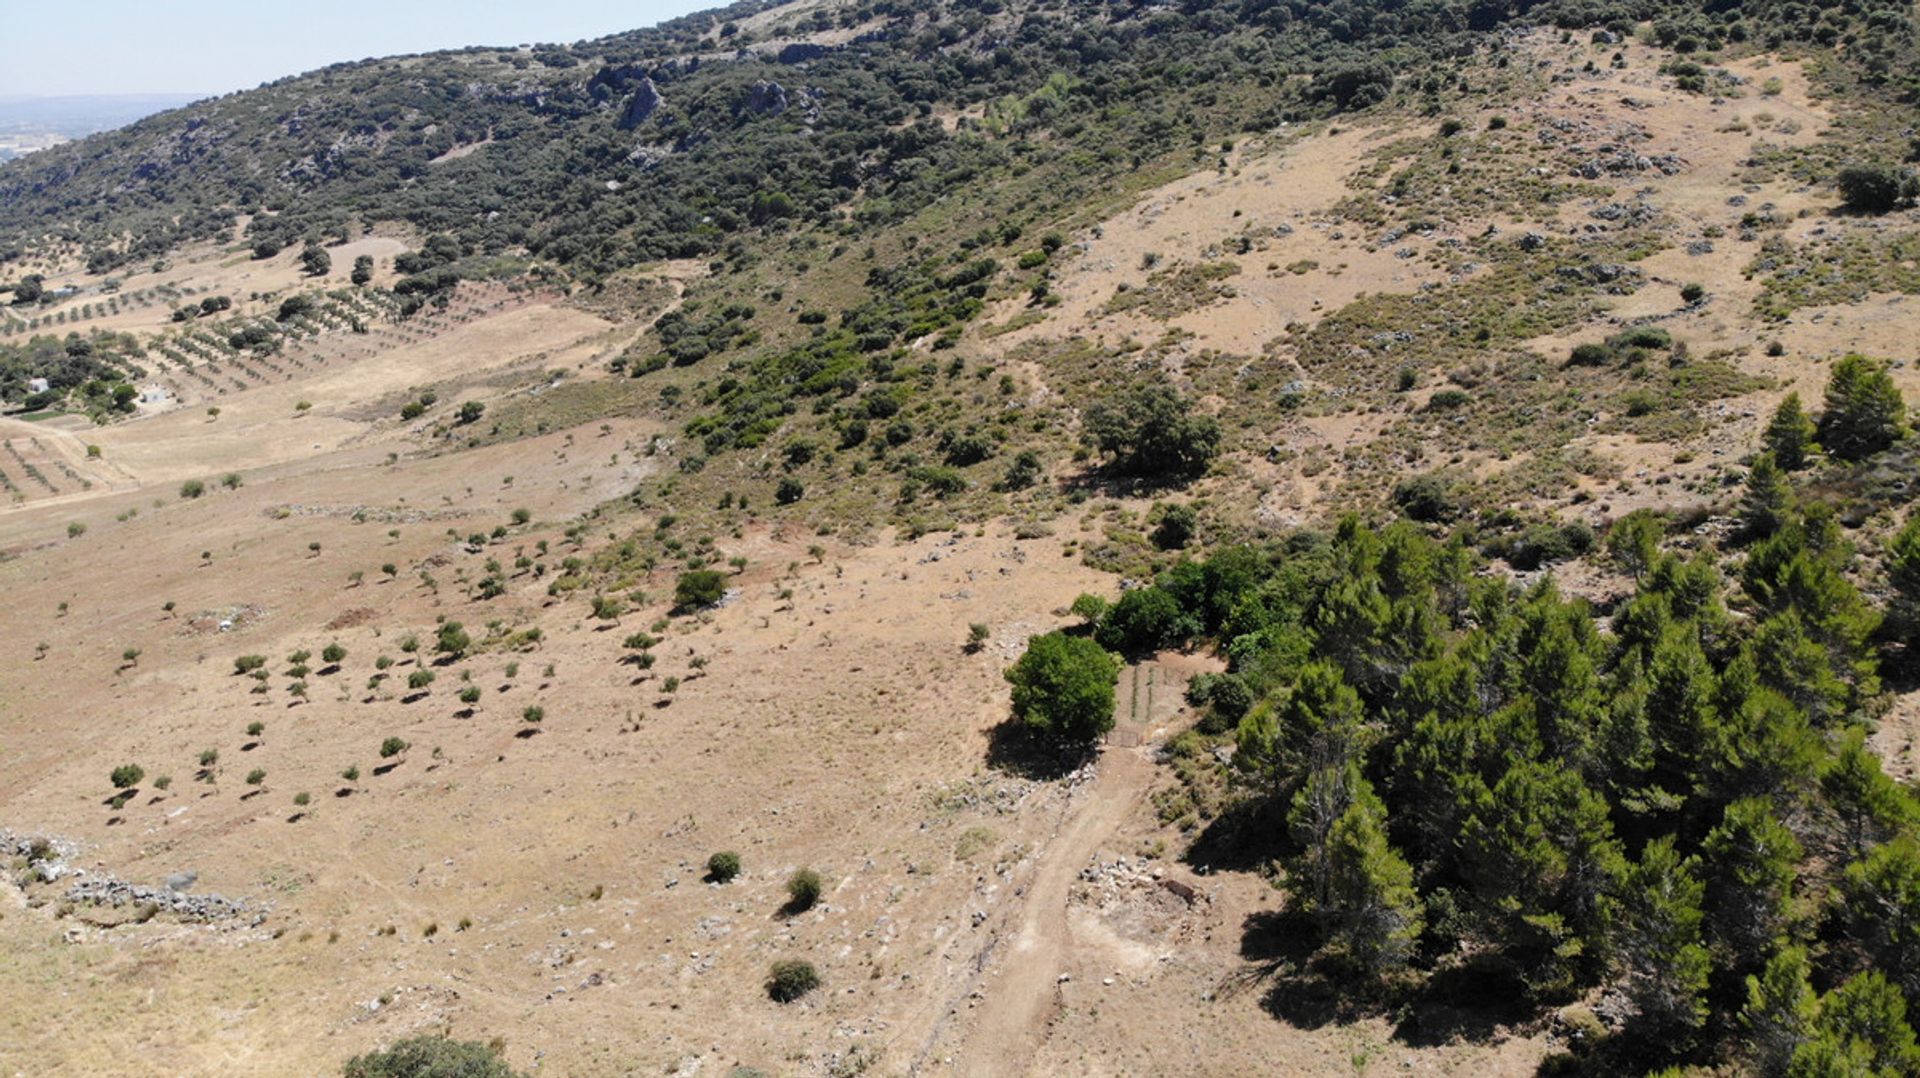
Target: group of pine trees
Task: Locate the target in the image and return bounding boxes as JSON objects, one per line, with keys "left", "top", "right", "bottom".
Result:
{"left": 1089, "top": 357, "right": 1920, "bottom": 1069}
{"left": 1201, "top": 508, "right": 1919, "bottom": 1068}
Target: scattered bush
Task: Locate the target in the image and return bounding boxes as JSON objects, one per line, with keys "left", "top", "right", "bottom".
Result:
{"left": 767, "top": 959, "right": 820, "bottom": 1002}
{"left": 707, "top": 851, "right": 741, "bottom": 882}
{"left": 1391, "top": 473, "right": 1463, "bottom": 523}
{"left": 1152, "top": 503, "right": 1198, "bottom": 550}
{"left": 785, "top": 868, "right": 823, "bottom": 912}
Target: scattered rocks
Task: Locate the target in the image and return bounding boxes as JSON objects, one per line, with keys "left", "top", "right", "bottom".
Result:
{"left": 5, "top": 831, "right": 249, "bottom": 923}
{"left": 1573, "top": 148, "right": 1683, "bottom": 179}
{"left": 66, "top": 876, "right": 249, "bottom": 922}
{"left": 1555, "top": 261, "right": 1643, "bottom": 292}
{"left": 268, "top": 503, "right": 468, "bottom": 525}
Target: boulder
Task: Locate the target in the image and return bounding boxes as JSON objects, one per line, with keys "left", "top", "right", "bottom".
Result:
{"left": 743, "top": 80, "right": 789, "bottom": 115}
{"left": 619, "top": 77, "right": 663, "bottom": 129}
{"left": 776, "top": 42, "right": 831, "bottom": 64}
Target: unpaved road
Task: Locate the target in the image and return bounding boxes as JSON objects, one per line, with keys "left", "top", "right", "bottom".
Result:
{"left": 956, "top": 745, "right": 1155, "bottom": 1077}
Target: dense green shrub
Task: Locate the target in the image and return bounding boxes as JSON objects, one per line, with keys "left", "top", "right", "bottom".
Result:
{"left": 1005, "top": 631, "right": 1120, "bottom": 742}
{"left": 706, "top": 851, "right": 741, "bottom": 883}
{"left": 1836, "top": 164, "right": 1919, "bottom": 213}
{"left": 674, "top": 569, "right": 726, "bottom": 610}
{"left": 1083, "top": 384, "right": 1220, "bottom": 482}
{"left": 1096, "top": 586, "right": 1198, "bottom": 653}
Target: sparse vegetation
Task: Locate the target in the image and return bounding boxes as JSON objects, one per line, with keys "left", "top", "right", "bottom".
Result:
{"left": 341, "top": 1035, "right": 526, "bottom": 1078}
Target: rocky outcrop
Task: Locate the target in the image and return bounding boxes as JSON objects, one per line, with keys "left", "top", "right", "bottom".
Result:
{"left": 620, "top": 77, "right": 663, "bottom": 129}
{"left": 743, "top": 80, "right": 789, "bottom": 116}
{"left": 776, "top": 42, "right": 832, "bottom": 64}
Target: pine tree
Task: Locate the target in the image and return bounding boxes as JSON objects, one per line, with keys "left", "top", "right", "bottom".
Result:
{"left": 1512, "top": 591, "right": 1607, "bottom": 774}
{"left": 1742, "top": 452, "right": 1795, "bottom": 538}
{"left": 1606, "top": 510, "right": 1665, "bottom": 580}
{"left": 1840, "top": 835, "right": 1920, "bottom": 1003}
{"left": 1643, "top": 627, "right": 1721, "bottom": 809}
{"left": 1752, "top": 610, "right": 1855, "bottom": 729}
{"left": 1700, "top": 798, "right": 1803, "bottom": 971}
{"left": 1289, "top": 760, "right": 1363, "bottom": 912}
{"left": 1819, "top": 353, "right": 1906, "bottom": 461}
{"left": 1457, "top": 759, "right": 1623, "bottom": 999}
{"left": 1821, "top": 730, "right": 1917, "bottom": 859}
{"left": 1324, "top": 777, "right": 1424, "bottom": 976}
{"left": 1236, "top": 660, "right": 1368, "bottom": 804}
{"left": 1740, "top": 944, "right": 1817, "bottom": 1075}
{"left": 1311, "top": 573, "right": 1393, "bottom": 699}
{"left": 1764, "top": 391, "right": 1818, "bottom": 471}
{"left": 1794, "top": 971, "right": 1920, "bottom": 1077}
{"left": 1389, "top": 641, "right": 1510, "bottom": 869}
{"left": 1888, "top": 513, "right": 1920, "bottom": 661}
{"left": 1704, "top": 683, "right": 1822, "bottom": 809}
{"left": 1614, "top": 835, "right": 1711, "bottom": 1037}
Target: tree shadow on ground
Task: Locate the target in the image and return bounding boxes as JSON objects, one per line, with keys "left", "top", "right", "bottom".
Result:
{"left": 1389, "top": 963, "right": 1538, "bottom": 1047}
{"left": 1182, "top": 798, "right": 1283, "bottom": 875}
{"left": 1222, "top": 907, "right": 1359, "bottom": 1032}
{"left": 984, "top": 718, "right": 1095, "bottom": 781}
{"left": 1230, "top": 906, "right": 1539, "bottom": 1048}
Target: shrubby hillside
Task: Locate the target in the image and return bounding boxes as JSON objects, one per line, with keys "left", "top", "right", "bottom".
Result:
{"left": 3, "top": 0, "right": 1920, "bottom": 1074}
{"left": 2, "top": 0, "right": 1913, "bottom": 279}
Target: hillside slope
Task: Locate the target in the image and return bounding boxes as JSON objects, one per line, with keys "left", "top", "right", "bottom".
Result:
{"left": 3, "top": 0, "right": 1920, "bottom": 1076}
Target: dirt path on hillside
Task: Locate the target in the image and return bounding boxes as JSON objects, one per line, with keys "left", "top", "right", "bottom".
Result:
{"left": 953, "top": 745, "right": 1154, "bottom": 1077}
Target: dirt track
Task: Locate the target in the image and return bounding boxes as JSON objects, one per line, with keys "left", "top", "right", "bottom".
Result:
{"left": 956, "top": 746, "right": 1155, "bottom": 1077}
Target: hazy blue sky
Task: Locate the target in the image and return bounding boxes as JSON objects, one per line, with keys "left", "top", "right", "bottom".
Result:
{"left": 0, "top": 0, "right": 715, "bottom": 97}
